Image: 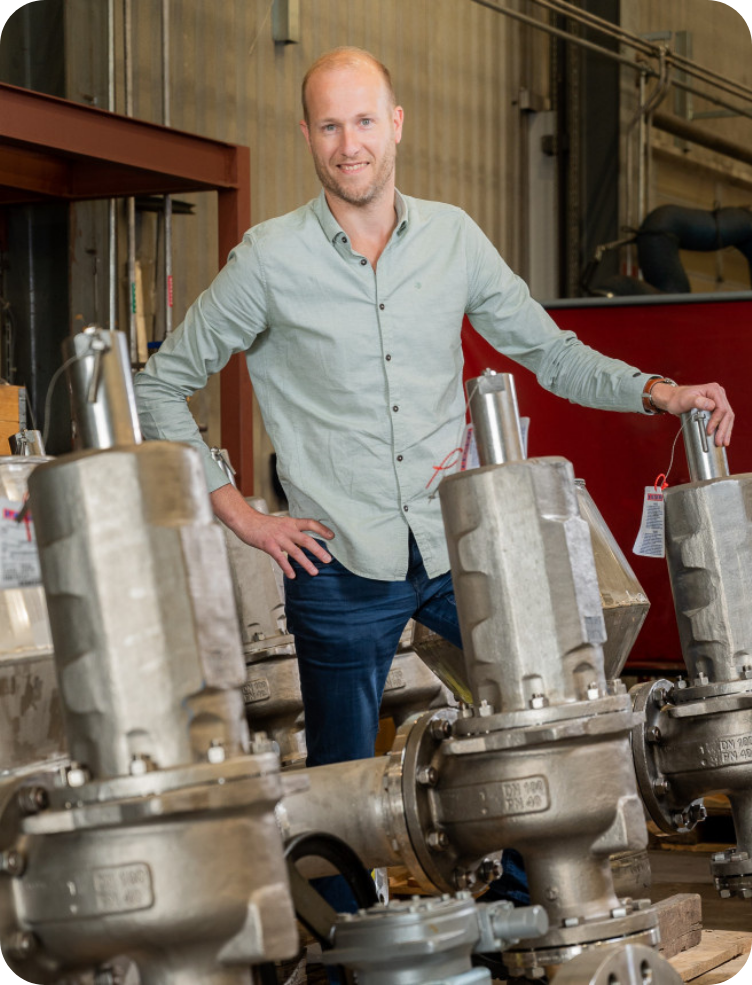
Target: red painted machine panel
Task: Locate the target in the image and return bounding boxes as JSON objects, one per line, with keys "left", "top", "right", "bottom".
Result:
{"left": 461, "top": 296, "right": 752, "bottom": 670}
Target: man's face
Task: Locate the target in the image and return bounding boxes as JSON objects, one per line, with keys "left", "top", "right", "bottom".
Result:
{"left": 300, "top": 61, "right": 404, "bottom": 208}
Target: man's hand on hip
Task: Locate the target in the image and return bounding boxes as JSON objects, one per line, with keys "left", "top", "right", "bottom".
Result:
{"left": 210, "top": 483, "right": 334, "bottom": 578}
{"left": 651, "top": 381, "right": 734, "bottom": 447}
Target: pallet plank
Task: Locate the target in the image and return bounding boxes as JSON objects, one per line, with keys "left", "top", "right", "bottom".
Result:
{"left": 669, "top": 930, "right": 752, "bottom": 982}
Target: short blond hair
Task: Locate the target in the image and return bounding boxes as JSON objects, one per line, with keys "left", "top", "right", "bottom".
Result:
{"left": 301, "top": 46, "right": 397, "bottom": 124}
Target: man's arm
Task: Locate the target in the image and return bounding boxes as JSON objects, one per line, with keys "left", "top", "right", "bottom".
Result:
{"left": 461, "top": 215, "right": 734, "bottom": 445}
{"left": 135, "top": 234, "right": 335, "bottom": 576}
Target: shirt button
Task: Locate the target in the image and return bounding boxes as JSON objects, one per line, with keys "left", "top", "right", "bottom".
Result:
{"left": 397, "top": 455, "right": 403, "bottom": 462}
{"left": 392, "top": 405, "right": 399, "bottom": 412}
{"left": 385, "top": 354, "right": 392, "bottom": 361}
{"left": 341, "top": 236, "right": 348, "bottom": 243}
{"left": 379, "top": 303, "right": 385, "bottom": 310}
{"left": 360, "top": 258, "right": 367, "bottom": 266}
{"left": 403, "top": 505, "right": 409, "bottom": 512}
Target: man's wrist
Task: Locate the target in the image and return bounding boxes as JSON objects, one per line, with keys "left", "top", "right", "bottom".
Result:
{"left": 642, "top": 376, "right": 677, "bottom": 414}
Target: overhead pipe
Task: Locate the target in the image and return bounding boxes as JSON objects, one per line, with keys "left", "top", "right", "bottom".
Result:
{"left": 469, "top": 0, "right": 752, "bottom": 123}
{"left": 653, "top": 111, "right": 752, "bottom": 169}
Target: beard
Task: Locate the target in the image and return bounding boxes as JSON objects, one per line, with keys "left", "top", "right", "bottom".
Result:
{"left": 312, "top": 145, "right": 397, "bottom": 207}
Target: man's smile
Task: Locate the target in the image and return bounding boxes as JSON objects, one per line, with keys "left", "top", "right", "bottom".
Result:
{"left": 337, "top": 162, "right": 370, "bottom": 173}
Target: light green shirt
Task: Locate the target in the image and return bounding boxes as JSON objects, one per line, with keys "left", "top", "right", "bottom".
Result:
{"left": 135, "top": 190, "right": 654, "bottom": 580}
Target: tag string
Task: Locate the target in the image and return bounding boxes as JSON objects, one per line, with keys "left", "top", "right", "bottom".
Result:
{"left": 427, "top": 378, "right": 481, "bottom": 500}
{"left": 654, "top": 422, "right": 684, "bottom": 491}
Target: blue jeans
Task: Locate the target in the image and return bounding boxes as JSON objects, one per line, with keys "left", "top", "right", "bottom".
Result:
{"left": 284, "top": 531, "right": 528, "bottom": 911}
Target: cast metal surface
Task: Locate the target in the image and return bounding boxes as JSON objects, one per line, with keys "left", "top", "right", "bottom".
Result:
{"left": 464, "top": 372, "right": 650, "bottom": 685}
{"left": 551, "top": 942, "right": 683, "bottom": 985}
{"left": 0, "top": 440, "right": 300, "bottom": 982}
{"left": 29, "top": 443, "right": 250, "bottom": 778}
{"left": 0, "top": 457, "right": 64, "bottom": 775}
{"left": 64, "top": 327, "right": 142, "bottom": 450}
{"left": 440, "top": 457, "right": 607, "bottom": 716}
{"left": 322, "top": 893, "right": 547, "bottom": 985}
{"left": 283, "top": 452, "right": 658, "bottom": 968}
{"left": 438, "top": 455, "right": 658, "bottom": 964}
{"left": 574, "top": 480, "right": 650, "bottom": 680}
{"left": 412, "top": 622, "right": 472, "bottom": 703}
{"left": 629, "top": 446, "right": 752, "bottom": 901}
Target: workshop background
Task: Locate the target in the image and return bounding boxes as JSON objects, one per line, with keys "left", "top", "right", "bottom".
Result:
{"left": 1, "top": 0, "right": 751, "bottom": 502}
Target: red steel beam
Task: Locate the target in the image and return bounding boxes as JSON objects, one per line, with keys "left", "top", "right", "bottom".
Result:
{"left": 0, "top": 83, "right": 241, "bottom": 201}
{"left": 218, "top": 146, "right": 255, "bottom": 496}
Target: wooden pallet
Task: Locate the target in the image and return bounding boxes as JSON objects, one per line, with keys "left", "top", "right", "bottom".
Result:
{"left": 669, "top": 930, "right": 752, "bottom": 982}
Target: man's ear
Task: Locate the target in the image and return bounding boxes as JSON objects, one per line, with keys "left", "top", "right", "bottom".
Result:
{"left": 393, "top": 105, "right": 404, "bottom": 145}
{"left": 299, "top": 119, "right": 312, "bottom": 151}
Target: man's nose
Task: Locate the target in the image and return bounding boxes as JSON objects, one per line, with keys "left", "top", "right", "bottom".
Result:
{"left": 339, "top": 125, "right": 361, "bottom": 157}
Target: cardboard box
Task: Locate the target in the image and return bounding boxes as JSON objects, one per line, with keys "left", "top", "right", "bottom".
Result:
{"left": 0, "top": 385, "right": 27, "bottom": 452}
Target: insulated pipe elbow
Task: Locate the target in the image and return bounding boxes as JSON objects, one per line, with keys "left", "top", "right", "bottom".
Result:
{"left": 637, "top": 205, "right": 752, "bottom": 293}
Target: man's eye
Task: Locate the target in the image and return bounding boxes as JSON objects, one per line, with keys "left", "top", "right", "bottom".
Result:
{"left": 361, "top": 118, "right": 373, "bottom": 127}
{"left": 323, "top": 124, "right": 337, "bottom": 133}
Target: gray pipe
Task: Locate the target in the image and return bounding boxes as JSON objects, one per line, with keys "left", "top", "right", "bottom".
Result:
{"left": 278, "top": 757, "right": 401, "bottom": 874}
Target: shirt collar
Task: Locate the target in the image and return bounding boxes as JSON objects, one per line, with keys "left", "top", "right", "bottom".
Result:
{"left": 313, "top": 188, "right": 410, "bottom": 244}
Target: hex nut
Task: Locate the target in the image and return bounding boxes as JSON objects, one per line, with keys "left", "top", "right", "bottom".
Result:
{"left": 66, "top": 764, "right": 89, "bottom": 788}
{"left": 454, "top": 868, "right": 476, "bottom": 890}
{"left": 530, "top": 694, "right": 549, "bottom": 710}
{"left": 6, "top": 931, "right": 37, "bottom": 961}
{"left": 429, "top": 718, "right": 453, "bottom": 741}
{"left": 0, "top": 850, "right": 25, "bottom": 877}
{"left": 478, "top": 700, "right": 494, "bottom": 717}
{"left": 129, "top": 755, "right": 149, "bottom": 776}
{"left": 16, "top": 786, "right": 48, "bottom": 816}
{"left": 646, "top": 726, "right": 662, "bottom": 744}
{"left": 427, "top": 829, "right": 449, "bottom": 852}
{"left": 653, "top": 687, "right": 669, "bottom": 708}
{"left": 207, "top": 740, "right": 226, "bottom": 764}
{"left": 417, "top": 766, "right": 438, "bottom": 787}
{"left": 653, "top": 777, "right": 670, "bottom": 796}
{"left": 478, "top": 857, "right": 503, "bottom": 883}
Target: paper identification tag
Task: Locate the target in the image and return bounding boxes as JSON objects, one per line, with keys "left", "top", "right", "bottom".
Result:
{"left": 632, "top": 487, "right": 666, "bottom": 558}
{"left": 0, "top": 498, "right": 42, "bottom": 589}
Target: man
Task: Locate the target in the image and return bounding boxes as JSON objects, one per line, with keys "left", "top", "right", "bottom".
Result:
{"left": 135, "top": 45, "right": 733, "bottom": 884}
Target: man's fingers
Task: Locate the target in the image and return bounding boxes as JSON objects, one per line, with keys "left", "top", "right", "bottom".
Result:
{"left": 285, "top": 542, "right": 321, "bottom": 577}
{"left": 274, "top": 552, "right": 298, "bottom": 580}
{"left": 296, "top": 518, "right": 335, "bottom": 540}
